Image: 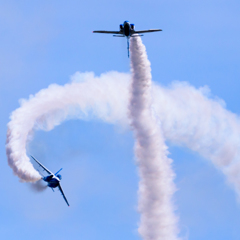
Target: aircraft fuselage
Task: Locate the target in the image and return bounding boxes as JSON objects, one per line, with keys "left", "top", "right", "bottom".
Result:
{"left": 122, "top": 21, "right": 135, "bottom": 38}
{"left": 43, "top": 175, "right": 60, "bottom": 188}
{"left": 123, "top": 21, "right": 130, "bottom": 37}
{"left": 93, "top": 20, "right": 161, "bottom": 57}
{"left": 30, "top": 155, "right": 69, "bottom": 206}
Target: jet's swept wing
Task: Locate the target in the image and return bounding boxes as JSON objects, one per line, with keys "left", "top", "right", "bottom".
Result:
{"left": 58, "top": 183, "right": 70, "bottom": 206}
{"left": 30, "top": 155, "right": 53, "bottom": 175}
{"left": 134, "top": 29, "right": 162, "bottom": 34}
{"left": 93, "top": 30, "right": 122, "bottom": 34}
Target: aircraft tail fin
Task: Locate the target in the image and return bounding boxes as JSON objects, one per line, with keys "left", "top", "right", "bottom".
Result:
{"left": 127, "top": 38, "right": 129, "bottom": 58}
{"left": 55, "top": 168, "right": 63, "bottom": 175}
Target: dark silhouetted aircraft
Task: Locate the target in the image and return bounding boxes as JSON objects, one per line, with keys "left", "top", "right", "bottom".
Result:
{"left": 93, "top": 20, "right": 162, "bottom": 57}
{"left": 31, "top": 155, "right": 70, "bottom": 207}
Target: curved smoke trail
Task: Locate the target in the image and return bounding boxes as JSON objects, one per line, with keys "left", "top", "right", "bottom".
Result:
{"left": 6, "top": 71, "right": 131, "bottom": 182}
{"left": 6, "top": 39, "right": 240, "bottom": 239}
{"left": 129, "top": 37, "right": 179, "bottom": 240}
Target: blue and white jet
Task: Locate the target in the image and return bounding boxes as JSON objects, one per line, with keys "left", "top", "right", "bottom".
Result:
{"left": 93, "top": 21, "right": 162, "bottom": 57}
{"left": 31, "top": 155, "right": 70, "bottom": 207}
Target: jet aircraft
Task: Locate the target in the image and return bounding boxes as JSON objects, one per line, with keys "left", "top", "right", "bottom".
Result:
{"left": 31, "top": 155, "right": 70, "bottom": 207}
{"left": 93, "top": 21, "right": 162, "bottom": 57}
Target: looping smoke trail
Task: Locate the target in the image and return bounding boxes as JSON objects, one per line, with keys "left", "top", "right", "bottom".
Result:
{"left": 6, "top": 72, "right": 131, "bottom": 182}
{"left": 5, "top": 40, "right": 240, "bottom": 239}
{"left": 129, "top": 37, "right": 179, "bottom": 240}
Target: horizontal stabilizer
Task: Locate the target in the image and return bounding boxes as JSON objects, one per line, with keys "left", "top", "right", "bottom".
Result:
{"left": 131, "top": 34, "right": 144, "bottom": 37}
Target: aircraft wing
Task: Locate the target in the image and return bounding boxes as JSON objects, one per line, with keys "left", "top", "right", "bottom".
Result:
{"left": 134, "top": 29, "right": 162, "bottom": 34}
{"left": 93, "top": 30, "right": 122, "bottom": 34}
{"left": 58, "top": 183, "right": 70, "bottom": 206}
{"left": 30, "top": 155, "right": 53, "bottom": 175}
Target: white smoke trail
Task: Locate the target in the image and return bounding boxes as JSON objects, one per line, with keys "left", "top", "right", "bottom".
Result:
{"left": 6, "top": 71, "right": 131, "bottom": 182}
{"left": 151, "top": 83, "right": 240, "bottom": 196}
{"left": 129, "top": 37, "right": 179, "bottom": 240}
{"left": 5, "top": 41, "right": 240, "bottom": 239}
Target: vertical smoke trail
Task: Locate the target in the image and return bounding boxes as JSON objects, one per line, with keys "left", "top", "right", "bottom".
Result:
{"left": 129, "top": 37, "right": 179, "bottom": 240}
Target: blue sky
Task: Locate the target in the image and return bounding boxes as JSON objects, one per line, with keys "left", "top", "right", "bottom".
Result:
{"left": 1, "top": 1, "right": 240, "bottom": 239}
